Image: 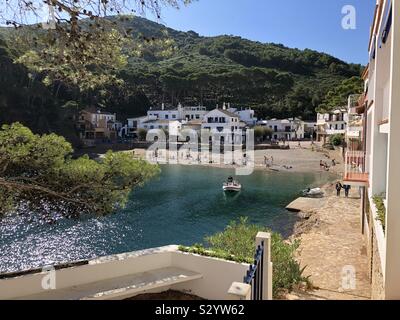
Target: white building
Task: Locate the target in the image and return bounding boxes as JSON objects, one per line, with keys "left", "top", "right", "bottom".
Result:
{"left": 316, "top": 109, "right": 348, "bottom": 143}
{"left": 124, "top": 104, "right": 208, "bottom": 138}
{"left": 227, "top": 105, "right": 258, "bottom": 126}
{"left": 343, "top": 0, "right": 400, "bottom": 300}
{"left": 147, "top": 104, "right": 208, "bottom": 122}
{"left": 303, "top": 121, "right": 317, "bottom": 140}
{"left": 202, "top": 108, "right": 246, "bottom": 144}
{"left": 139, "top": 119, "right": 182, "bottom": 136}
{"left": 257, "top": 118, "right": 305, "bottom": 140}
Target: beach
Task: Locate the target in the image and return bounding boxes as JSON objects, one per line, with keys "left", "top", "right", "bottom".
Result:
{"left": 128, "top": 141, "right": 344, "bottom": 175}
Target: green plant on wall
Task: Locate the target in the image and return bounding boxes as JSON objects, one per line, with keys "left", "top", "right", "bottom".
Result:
{"left": 373, "top": 195, "right": 386, "bottom": 232}
{"left": 179, "top": 217, "right": 311, "bottom": 298}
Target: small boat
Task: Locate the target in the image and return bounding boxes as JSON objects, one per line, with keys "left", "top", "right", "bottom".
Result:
{"left": 223, "top": 176, "right": 242, "bottom": 192}
{"left": 302, "top": 187, "right": 324, "bottom": 198}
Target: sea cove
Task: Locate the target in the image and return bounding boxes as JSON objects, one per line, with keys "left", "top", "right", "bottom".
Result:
{"left": 0, "top": 165, "right": 335, "bottom": 273}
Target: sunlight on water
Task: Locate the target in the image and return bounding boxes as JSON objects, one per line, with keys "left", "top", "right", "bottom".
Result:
{"left": 0, "top": 166, "right": 335, "bottom": 273}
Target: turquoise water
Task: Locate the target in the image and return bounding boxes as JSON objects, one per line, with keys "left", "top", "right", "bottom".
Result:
{"left": 0, "top": 165, "right": 334, "bottom": 273}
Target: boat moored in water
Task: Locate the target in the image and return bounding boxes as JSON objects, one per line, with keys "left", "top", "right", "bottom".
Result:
{"left": 223, "top": 177, "right": 242, "bottom": 192}
{"left": 302, "top": 187, "right": 324, "bottom": 198}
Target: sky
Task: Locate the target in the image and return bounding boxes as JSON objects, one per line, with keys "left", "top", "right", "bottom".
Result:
{"left": 147, "top": 0, "right": 376, "bottom": 65}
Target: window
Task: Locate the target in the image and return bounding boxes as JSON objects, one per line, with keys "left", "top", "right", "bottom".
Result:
{"left": 370, "top": 35, "right": 376, "bottom": 60}
{"left": 196, "top": 115, "right": 200, "bottom": 119}
{"left": 172, "top": 115, "right": 176, "bottom": 119}
{"left": 165, "top": 115, "right": 169, "bottom": 119}
{"left": 381, "top": 1, "right": 392, "bottom": 45}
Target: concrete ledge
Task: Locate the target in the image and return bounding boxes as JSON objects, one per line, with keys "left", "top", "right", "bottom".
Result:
{"left": 1, "top": 245, "right": 248, "bottom": 300}
{"left": 17, "top": 267, "right": 202, "bottom": 300}
{"left": 286, "top": 197, "right": 325, "bottom": 212}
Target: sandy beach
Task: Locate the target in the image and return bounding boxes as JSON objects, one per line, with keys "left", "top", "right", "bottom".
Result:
{"left": 128, "top": 141, "right": 344, "bottom": 176}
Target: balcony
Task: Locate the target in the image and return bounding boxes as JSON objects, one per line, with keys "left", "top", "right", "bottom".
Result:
{"left": 343, "top": 151, "right": 369, "bottom": 186}
{"left": 357, "top": 94, "right": 367, "bottom": 113}
{"left": 325, "top": 129, "right": 346, "bottom": 135}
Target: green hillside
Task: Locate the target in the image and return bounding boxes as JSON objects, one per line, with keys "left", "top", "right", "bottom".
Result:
{"left": 0, "top": 16, "right": 362, "bottom": 141}
{"left": 116, "top": 16, "right": 362, "bottom": 120}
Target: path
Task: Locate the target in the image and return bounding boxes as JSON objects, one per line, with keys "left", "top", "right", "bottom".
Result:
{"left": 287, "top": 185, "right": 371, "bottom": 300}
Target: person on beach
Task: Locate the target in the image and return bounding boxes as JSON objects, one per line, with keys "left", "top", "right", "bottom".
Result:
{"left": 331, "top": 159, "right": 336, "bottom": 166}
{"left": 336, "top": 182, "right": 343, "bottom": 197}
{"left": 343, "top": 184, "right": 351, "bottom": 198}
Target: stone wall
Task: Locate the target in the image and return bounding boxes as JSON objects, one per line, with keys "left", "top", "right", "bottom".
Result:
{"left": 370, "top": 232, "right": 385, "bottom": 300}
{"left": 365, "top": 196, "right": 385, "bottom": 300}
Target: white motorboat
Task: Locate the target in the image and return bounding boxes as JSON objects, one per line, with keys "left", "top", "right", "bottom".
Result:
{"left": 302, "top": 187, "right": 324, "bottom": 198}
{"left": 223, "top": 177, "right": 242, "bottom": 192}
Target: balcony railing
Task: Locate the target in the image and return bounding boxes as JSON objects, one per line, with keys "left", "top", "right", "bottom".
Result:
{"left": 325, "top": 129, "right": 346, "bottom": 135}
{"left": 344, "top": 151, "right": 369, "bottom": 186}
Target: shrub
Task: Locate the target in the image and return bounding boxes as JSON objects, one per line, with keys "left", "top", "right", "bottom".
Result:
{"left": 180, "top": 217, "right": 310, "bottom": 297}
{"left": 373, "top": 195, "right": 386, "bottom": 232}
{"left": 254, "top": 126, "right": 273, "bottom": 142}
{"left": 138, "top": 128, "right": 148, "bottom": 141}
{"left": 329, "top": 134, "right": 344, "bottom": 146}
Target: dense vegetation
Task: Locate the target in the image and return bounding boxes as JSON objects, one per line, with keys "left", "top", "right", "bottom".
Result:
{"left": 0, "top": 123, "right": 159, "bottom": 218}
{"left": 317, "top": 76, "right": 364, "bottom": 112}
{"left": 0, "top": 16, "right": 362, "bottom": 143}
{"left": 373, "top": 195, "right": 386, "bottom": 232}
{"left": 179, "top": 217, "right": 310, "bottom": 297}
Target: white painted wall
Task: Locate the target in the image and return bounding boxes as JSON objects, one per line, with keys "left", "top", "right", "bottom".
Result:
{"left": 383, "top": 0, "right": 400, "bottom": 299}
{"left": 0, "top": 246, "right": 250, "bottom": 300}
{"left": 171, "top": 252, "right": 249, "bottom": 300}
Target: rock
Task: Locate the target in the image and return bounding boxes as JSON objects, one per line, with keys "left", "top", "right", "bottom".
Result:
{"left": 298, "top": 210, "right": 314, "bottom": 219}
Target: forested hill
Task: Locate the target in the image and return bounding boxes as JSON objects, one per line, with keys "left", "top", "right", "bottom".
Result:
{"left": 117, "top": 16, "right": 362, "bottom": 120}
{"left": 0, "top": 16, "right": 362, "bottom": 141}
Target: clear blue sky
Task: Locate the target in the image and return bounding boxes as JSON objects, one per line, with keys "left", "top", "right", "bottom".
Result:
{"left": 149, "top": 0, "right": 376, "bottom": 65}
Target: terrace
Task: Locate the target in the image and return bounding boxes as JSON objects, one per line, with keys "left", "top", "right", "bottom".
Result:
{"left": 344, "top": 95, "right": 369, "bottom": 187}
{"left": 0, "top": 234, "right": 272, "bottom": 301}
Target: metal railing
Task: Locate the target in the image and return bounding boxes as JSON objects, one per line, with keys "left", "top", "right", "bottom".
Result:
{"left": 244, "top": 241, "right": 264, "bottom": 300}
{"left": 344, "top": 151, "right": 368, "bottom": 184}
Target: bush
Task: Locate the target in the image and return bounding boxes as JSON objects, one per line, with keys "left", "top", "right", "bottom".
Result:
{"left": 329, "top": 134, "right": 344, "bottom": 146}
{"left": 373, "top": 195, "right": 386, "bottom": 232}
{"left": 254, "top": 126, "right": 273, "bottom": 142}
{"left": 180, "top": 217, "right": 310, "bottom": 297}
{"left": 138, "top": 128, "right": 148, "bottom": 141}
